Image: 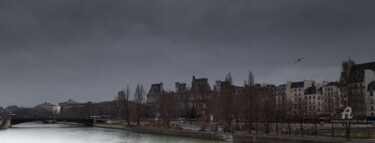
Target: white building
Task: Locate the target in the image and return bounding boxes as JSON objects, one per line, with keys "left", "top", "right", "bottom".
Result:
{"left": 321, "top": 82, "right": 345, "bottom": 115}
{"left": 342, "top": 61, "right": 375, "bottom": 119}
{"left": 283, "top": 80, "right": 331, "bottom": 115}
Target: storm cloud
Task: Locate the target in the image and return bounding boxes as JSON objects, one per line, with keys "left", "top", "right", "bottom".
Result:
{"left": 1, "top": 0, "right": 375, "bottom": 107}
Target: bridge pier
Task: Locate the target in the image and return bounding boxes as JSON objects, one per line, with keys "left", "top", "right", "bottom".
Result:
{"left": 0, "top": 118, "right": 11, "bottom": 129}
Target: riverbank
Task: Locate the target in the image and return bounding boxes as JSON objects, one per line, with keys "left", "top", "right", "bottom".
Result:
{"left": 94, "top": 123, "right": 375, "bottom": 143}
{"left": 93, "top": 123, "right": 228, "bottom": 141}
{"left": 0, "top": 119, "right": 11, "bottom": 129}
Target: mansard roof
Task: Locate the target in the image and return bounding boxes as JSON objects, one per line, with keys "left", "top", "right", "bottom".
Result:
{"left": 349, "top": 62, "right": 375, "bottom": 82}
{"left": 325, "top": 82, "right": 341, "bottom": 87}
{"left": 277, "top": 84, "right": 287, "bottom": 91}
{"left": 304, "top": 86, "right": 317, "bottom": 95}
{"left": 191, "top": 76, "right": 211, "bottom": 91}
{"left": 148, "top": 83, "right": 164, "bottom": 95}
{"left": 291, "top": 82, "right": 304, "bottom": 88}
{"left": 351, "top": 62, "right": 375, "bottom": 71}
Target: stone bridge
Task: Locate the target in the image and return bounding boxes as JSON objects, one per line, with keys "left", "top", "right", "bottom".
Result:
{"left": 9, "top": 116, "right": 94, "bottom": 126}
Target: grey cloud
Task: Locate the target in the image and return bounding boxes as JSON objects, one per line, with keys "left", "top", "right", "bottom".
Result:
{"left": 1, "top": 0, "right": 375, "bottom": 107}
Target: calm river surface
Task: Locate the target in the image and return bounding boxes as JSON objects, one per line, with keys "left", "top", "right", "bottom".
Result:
{"left": 0, "top": 122, "right": 225, "bottom": 143}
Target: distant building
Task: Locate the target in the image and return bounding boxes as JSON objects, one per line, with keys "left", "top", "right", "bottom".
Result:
{"left": 341, "top": 61, "right": 375, "bottom": 119}
{"left": 146, "top": 83, "right": 164, "bottom": 106}
{"left": 175, "top": 82, "right": 188, "bottom": 93}
{"left": 189, "top": 76, "right": 212, "bottom": 119}
{"left": 4, "top": 105, "right": 18, "bottom": 113}
{"left": 285, "top": 80, "right": 314, "bottom": 115}
{"left": 276, "top": 84, "right": 287, "bottom": 109}
{"left": 284, "top": 80, "right": 333, "bottom": 115}
{"left": 35, "top": 102, "right": 60, "bottom": 114}
{"left": 58, "top": 99, "right": 81, "bottom": 117}
{"left": 35, "top": 102, "right": 55, "bottom": 111}
{"left": 303, "top": 86, "right": 322, "bottom": 115}
{"left": 321, "top": 82, "right": 345, "bottom": 115}
{"left": 59, "top": 99, "right": 81, "bottom": 107}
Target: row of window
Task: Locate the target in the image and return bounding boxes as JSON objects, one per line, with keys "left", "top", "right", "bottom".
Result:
{"left": 324, "top": 87, "right": 334, "bottom": 91}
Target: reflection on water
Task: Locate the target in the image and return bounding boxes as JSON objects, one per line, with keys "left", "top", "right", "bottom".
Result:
{"left": 0, "top": 122, "right": 224, "bottom": 143}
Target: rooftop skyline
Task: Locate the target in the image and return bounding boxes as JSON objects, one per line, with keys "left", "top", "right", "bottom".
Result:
{"left": 1, "top": 0, "right": 375, "bottom": 107}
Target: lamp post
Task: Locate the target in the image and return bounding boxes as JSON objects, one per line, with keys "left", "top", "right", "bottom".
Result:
{"left": 331, "top": 113, "right": 334, "bottom": 138}
{"left": 341, "top": 107, "right": 353, "bottom": 141}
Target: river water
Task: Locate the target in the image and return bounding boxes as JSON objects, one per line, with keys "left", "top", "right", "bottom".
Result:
{"left": 0, "top": 122, "right": 225, "bottom": 143}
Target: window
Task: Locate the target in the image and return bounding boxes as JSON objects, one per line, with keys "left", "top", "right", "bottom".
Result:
{"left": 295, "top": 89, "right": 297, "bottom": 91}
{"left": 372, "top": 106, "right": 374, "bottom": 111}
{"left": 295, "top": 93, "right": 297, "bottom": 96}
{"left": 299, "top": 93, "right": 301, "bottom": 96}
{"left": 313, "top": 96, "right": 316, "bottom": 99}
{"left": 371, "top": 91, "right": 373, "bottom": 96}
{"left": 309, "top": 96, "right": 311, "bottom": 99}
{"left": 299, "top": 88, "right": 301, "bottom": 91}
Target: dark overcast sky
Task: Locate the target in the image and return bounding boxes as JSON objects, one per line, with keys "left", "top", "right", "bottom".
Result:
{"left": 1, "top": 0, "right": 375, "bottom": 107}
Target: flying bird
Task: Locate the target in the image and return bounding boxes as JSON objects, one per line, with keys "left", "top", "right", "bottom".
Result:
{"left": 294, "top": 57, "right": 305, "bottom": 64}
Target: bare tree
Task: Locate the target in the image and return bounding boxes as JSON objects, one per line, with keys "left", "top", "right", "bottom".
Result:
{"left": 134, "top": 84, "right": 146, "bottom": 126}
{"left": 225, "top": 72, "right": 233, "bottom": 85}
{"left": 157, "top": 92, "right": 179, "bottom": 128}
{"left": 181, "top": 91, "right": 197, "bottom": 124}
{"left": 219, "top": 85, "right": 234, "bottom": 132}
{"left": 117, "top": 86, "right": 132, "bottom": 126}
{"left": 246, "top": 71, "right": 255, "bottom": 87}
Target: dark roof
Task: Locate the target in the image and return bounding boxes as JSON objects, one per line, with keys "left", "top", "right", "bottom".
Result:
{"left": 60, "top": 99, "right": 80, "bottom": 105}
{"left": 148, "top": 83, "right": 163, "bottom": 95}
{"left": 351, "top": 62, "right": 375, "bottom": 71}
{"left": 368, "top": 81, "right": 375, "bottom": 91}
{"left": 191, "top": 76, "right": 211, "bottom": 91}
{"left": 36, "top": 102, "right": 55, "bottom": 107}
{"left": 317, "top": 87, "right": 322, "bottom": 92}
{"left": 325, "top": 82, "right": 341, "bottom": 87}
{"left": 304, "top": 87, "right": 317, "bottom": 95}
{"left": 291, "top": 82, "right": 304, "bottom": 88}
{"left": 277, "top": 84, "right": 287, "bottom": 91}
{"left": 176, "top": 83, "right": 187, "bottom": 92}
{"left": 349, "top": 62, "right": 375, "bottom": 82}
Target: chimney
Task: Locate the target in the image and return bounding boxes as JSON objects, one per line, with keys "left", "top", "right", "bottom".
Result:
{"left": 175, "top": 82, "right": 180, "bottom": 92}
{"left": 160, "top": 82, "right": 164, "bottom": 91}
{"left": 215, "top": 80, "right": 222, "bottom": 92}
